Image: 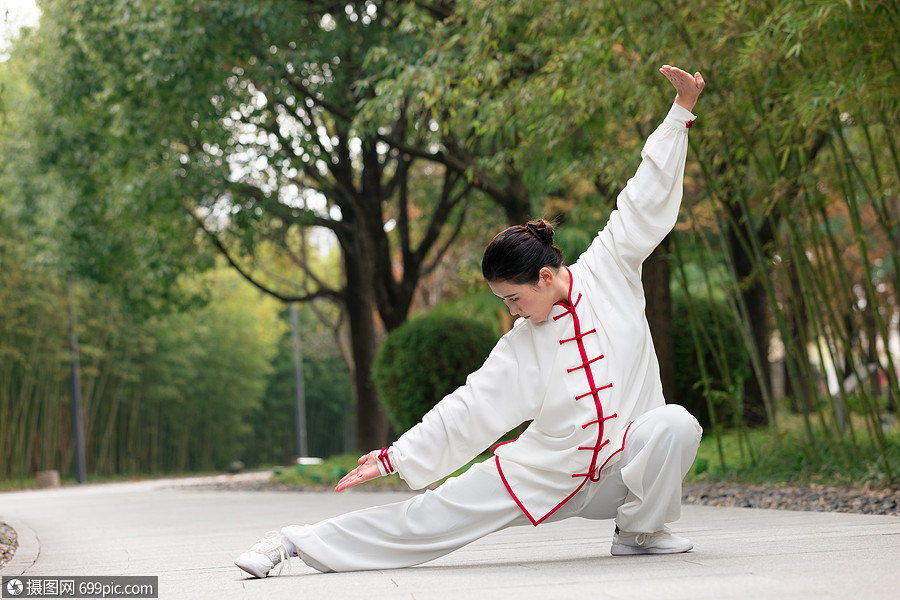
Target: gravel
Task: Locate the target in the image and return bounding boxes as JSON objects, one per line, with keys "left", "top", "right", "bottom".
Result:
{"left": 0, "top": 521, "right": 17, "bottom": 569}
{"left": 682, "top": 481, "right": 900, "bottom": 516}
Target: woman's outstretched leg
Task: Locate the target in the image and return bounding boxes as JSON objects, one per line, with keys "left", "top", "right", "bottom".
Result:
{"left": 236, "top": 460, "right": 528, "bottom": 576}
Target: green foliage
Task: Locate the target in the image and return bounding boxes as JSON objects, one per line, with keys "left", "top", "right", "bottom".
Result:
{"left": 0, "top": 232, "right": 69, "bottom": 479}
{"left": 270, "top": 454, "right": 378, "bottom": 489}
{"left": 4, "top": 0, "right": 900, "bottom": 487}
{"left": 14, "top": 1, "right": 526, "bottom": 452}
{"left": 427, "top": 290, "right": 510, "bottom": 339}
{"left": 0, "top": 257, "right": 288, "bottom": 479}
{"left": 243, "top": 302, "right": 355, "bottom": 465}
{"left": 132, "top": 268, "right": 286, "bottom": 472}
{"left": 2, "top": 4, "right": 213, "bottom": 316}
{"left": 361, "top": 0, "right": 644, "bottom": 197}
{"left": 671, "top": 293, "right": 750, "bottom": 429}
{"left": 372, "top": 313, "right": 497, "bottom": 433}
{"left": 691, "top": 414, "right": 900, "bottom": 489}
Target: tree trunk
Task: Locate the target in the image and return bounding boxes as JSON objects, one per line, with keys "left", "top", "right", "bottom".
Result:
{"left": 503, "top": 170, "right": 534, "bottom": 225}
{"left": 729, "top": 230, "right": 772, "bottom": 427}
{"left": 343, "top": 237, "right": 391, "bottom": 451}
{"left": 643, "top": 239, "right": 675, "bottom": 403}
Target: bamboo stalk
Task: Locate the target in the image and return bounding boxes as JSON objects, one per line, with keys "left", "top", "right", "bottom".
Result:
{"left": 828, "top": 130, "right": 896, "bottom": 484}
{"left": 672, "top": 238, "right": 728, "bottom": 472}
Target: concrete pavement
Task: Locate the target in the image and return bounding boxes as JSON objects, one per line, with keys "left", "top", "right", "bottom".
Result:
{"left": 2, "top": 473, "right": 899, "bottom": 599}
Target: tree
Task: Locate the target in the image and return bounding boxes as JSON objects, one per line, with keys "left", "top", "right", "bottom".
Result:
{"left": 244, "top": 301, "right": 356, "bottom": 465}
{"left": 21, "top": 0, "right": 515, "bottom": 450}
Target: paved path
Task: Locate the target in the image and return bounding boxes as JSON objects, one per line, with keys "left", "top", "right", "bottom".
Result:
{"left": 2, "top": 474, "right": 899, "bottom": 599}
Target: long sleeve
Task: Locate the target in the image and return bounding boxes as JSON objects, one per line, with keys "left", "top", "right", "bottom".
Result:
{"left": 385, "top": 329, "right": 543, "bottom": 490}
{"left": 582, "top": 103, "right": 696, "bottom": 284}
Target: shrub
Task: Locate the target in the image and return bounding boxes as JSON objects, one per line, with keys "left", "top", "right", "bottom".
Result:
{"left": 671, "top": 294, "right": 750, "bottom": 429}
{"left": 373, "top": 313, "right": 498, "bottom": 433}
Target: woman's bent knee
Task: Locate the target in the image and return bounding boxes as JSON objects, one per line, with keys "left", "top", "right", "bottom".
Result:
{"left": 643, "top": 404, "right": 703, "bottom": 449}
{"left": 667, "top": 404, "right": 703, "bottom": 443}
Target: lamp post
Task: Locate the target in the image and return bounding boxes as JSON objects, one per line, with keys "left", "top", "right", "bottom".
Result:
{"left": 67, "top": 276, "right": 87, "bottom": 484}
{"left": 290, "top": 303, "right": 308, "bottom": 458}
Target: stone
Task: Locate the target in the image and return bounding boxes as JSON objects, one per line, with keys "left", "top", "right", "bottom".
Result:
{"left": 36, "top": 470, "right": 61, "bottom": 489}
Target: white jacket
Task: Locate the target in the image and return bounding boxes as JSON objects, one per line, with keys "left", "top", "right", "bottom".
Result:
{"left": 382, "top": 103, "right": 698, "bottom": 525}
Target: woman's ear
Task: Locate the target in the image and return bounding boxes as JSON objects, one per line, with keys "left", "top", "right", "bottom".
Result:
{"left": 538, "top": 266, "right": 554, "bottom": 286}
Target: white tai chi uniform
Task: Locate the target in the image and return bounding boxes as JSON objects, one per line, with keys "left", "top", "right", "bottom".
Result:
{"left": 283, "top": 103, "right": 703, "bottom": 573}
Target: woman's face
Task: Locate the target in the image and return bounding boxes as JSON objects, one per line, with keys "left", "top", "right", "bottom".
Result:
{"left": 487, "top": 268, "right": 561, "bottom": 322}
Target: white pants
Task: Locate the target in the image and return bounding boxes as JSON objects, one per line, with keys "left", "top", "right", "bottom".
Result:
{"left": 282, "top": 404, "right": 701, "bottom": 572}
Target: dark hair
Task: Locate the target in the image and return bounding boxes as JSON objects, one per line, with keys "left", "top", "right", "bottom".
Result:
{"left": 481, "top": 219, "right": 564, "bottom": 284}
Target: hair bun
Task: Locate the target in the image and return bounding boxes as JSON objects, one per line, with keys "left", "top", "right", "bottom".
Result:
{"left": 482, "top": 218, "right": 563, "bottom": 283}
{"left": 525, "top": 219, "right": 555, "bottom": 246}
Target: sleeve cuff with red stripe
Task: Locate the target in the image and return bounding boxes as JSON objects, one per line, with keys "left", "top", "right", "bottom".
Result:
{"left": 376, "top": 447, "right": 395, "bottom": 477}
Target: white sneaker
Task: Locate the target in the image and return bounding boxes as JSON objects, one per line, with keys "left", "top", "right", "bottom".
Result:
{"left": 610, "top": 526, "right": 693, "bottom": 556}
{"left": 234, "top": 532, "right": 290, "bottom": 578}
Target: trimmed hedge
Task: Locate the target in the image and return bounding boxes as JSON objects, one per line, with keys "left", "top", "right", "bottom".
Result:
{"left": 372, "top": 313, "right": 497, "bottom": 433}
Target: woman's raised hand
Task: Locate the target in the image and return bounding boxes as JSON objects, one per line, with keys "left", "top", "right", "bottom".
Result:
{"left": 659, "top": 65, "right": 705, "bottom": 112}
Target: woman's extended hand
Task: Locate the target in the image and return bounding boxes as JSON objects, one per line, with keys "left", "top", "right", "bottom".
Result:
{"left": 334, "top": 450, "right": 382, "bottom": 492}
{"left": 659, "top": 65, "right": 705, "bottom": 112}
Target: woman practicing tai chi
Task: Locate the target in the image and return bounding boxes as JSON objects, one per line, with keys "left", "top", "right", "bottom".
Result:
{"left": 235, "top": 64, "right": 706, "bottom": 577}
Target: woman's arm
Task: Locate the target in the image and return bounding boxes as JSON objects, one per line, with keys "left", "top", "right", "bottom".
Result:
{"left": 336, "top": 332, "right": 540, "bottom": 492}
{"left": 579, "top": 66, "right": 705, "bottom": 283}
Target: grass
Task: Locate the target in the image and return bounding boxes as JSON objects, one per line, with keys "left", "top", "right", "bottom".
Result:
{"left": 0, "top": 477, "right": 37, "bottom": 492}
{"left": 690, "top": 412, "right": 900, "bottom": 489}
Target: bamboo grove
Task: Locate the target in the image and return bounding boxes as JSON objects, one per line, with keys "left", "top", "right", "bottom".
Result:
{"left": 0, "top": 241, "right": 354, "bottom": 481}
{"left": 669, "top": 1, "right": 900, "bottom": 483}
{"left": 0, "top": 244, "right": 288, "bottom": 480}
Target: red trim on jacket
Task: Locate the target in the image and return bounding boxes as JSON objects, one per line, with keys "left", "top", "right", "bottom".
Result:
{"left": 494, "top": 420, "right": 633, "bottom": 526}
{"left": 554, "top": 266, "right": 615, "bottom": 484}
{"left": 494, "top": 455, "right": 589, "bottom": 526}
{"left": 493, "top": 266, "right": 634, "bottom": 525}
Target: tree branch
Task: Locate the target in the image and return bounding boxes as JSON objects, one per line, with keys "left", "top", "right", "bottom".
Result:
{"left": 186, "top": 205, "right": 344, "bottom": 304}
{"left": 283, "top": 69, "right": 526, "bottom": 216}
{"left": 419, "top": 174, "right": 472, "bottom": 275}
{"left": 422, "top": 193, "right": 471, "bottom": 277}
{"left": 414, "top": 1, "right": 454, "bottom": 20}
{"left": 277, "top": 221, "right": 343, "bottom": 298}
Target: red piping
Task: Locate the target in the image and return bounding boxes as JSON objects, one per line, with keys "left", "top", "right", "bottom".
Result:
{"left": 494, "top": 265, "right": 628, "bottom": 524}
{"left": 554, "top": 266, "right": 614, "bottom": 485}
{"left": 495, "top": 455, "right": 589, "bottom": 526}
